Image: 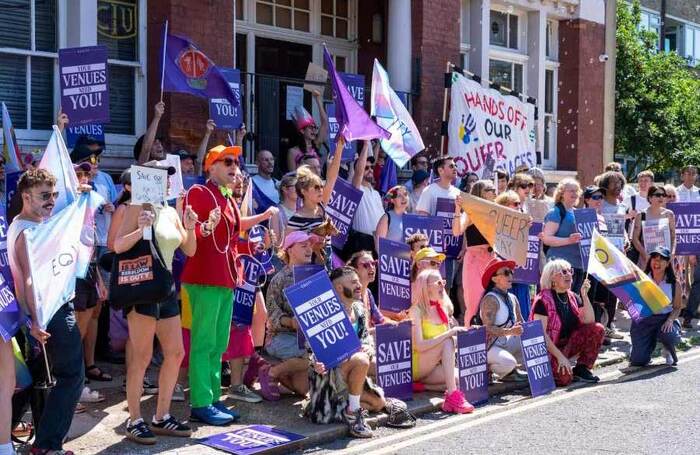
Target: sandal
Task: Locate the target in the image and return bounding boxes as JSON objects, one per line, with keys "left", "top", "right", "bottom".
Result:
{"left": 75, "top": 403, "right": 87, "bottom": 414}
{"left": 85, "top": 365, "right": 113, "bottom": 382}
{"left": 12, "top": 420, "right": 33, "bottom": 438}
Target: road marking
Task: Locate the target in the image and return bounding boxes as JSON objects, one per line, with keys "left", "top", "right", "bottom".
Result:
{"left": 337, "top": 350, "right": 700, "bottom": 455}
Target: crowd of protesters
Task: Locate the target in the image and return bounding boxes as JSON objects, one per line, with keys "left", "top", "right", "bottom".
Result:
{"left": 0, "top": 102, "right": 698, "bottom": 455}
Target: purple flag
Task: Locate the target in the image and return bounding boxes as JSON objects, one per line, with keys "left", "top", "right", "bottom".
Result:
{"left": 378, "top": 238, "right": 411, "bottom": 313}
{"left": 457, "top": 327, "right": 489, "bottom": 406}
{"left": 379, "top": 156, "right": 398, "bottom": 194}
{"left": 323, "top": 46, "right": 389, "bottom": 142}
{"left": 198, "top": 425, "right": 305, "bottom": 454}
{"left": 520, "top": 320, "right": 556, "bottom": 397}
{"left": 58, "top": 45, "right": 110, "bottom": 125}
{"left": 574, "top": 209, "right": 598, "bottom": 267}
{"left": 375, "top": 321, "right": 413, "bottom": 401}
{"left": 326, "top": 178, "right": 363, "bottom": 249}
{"left": 513, "top": 222, "right": 542, "bottom": 285}
{"left": 668, "top": 202, "right": 700, "bottom": 255}
{"left": 161, "top": 27, "right": 239, "bottom": 107}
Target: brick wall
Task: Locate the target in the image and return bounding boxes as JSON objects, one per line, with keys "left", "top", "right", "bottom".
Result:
{"left": 557, "top": 18, "right": 606, "bottom": 186}
{"left": 411, "top": 0, "right": 461, "bottom": 158}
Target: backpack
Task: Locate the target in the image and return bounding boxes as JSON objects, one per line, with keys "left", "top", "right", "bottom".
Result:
{"left": 542, "top": 202, "right": 566, "bottom": 255}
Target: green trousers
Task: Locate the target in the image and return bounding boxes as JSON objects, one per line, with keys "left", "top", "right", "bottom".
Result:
{"left": 184, "top": 284, "right": 233, "bottom": 408}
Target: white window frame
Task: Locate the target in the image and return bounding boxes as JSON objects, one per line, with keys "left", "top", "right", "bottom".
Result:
{"left": 542, "top": 64, "right": 559, "bottom": 169}
{"left": 546, "top": 19, "right": 558, "bottom": 61}
{"left": 254, "top": 0, "right": 313, "bottom": 33}
{"left": 488, "top": 6, "right": 527, "bottom": 54}
{"left": 638, "top": 9, "right": 661, "bottom": 49}
{"left": 460, "top": 0, "right": 470, "bottom": 69}
{"left": 320, "top": 0, "right": 351, "bottom": 39}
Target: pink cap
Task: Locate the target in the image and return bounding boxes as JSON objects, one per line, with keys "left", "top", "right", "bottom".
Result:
{"left": 292, "top": 106, "right": 316, "bottom": 131}
{"left": 283, "top": 231, "right": 311, "bottom": 250}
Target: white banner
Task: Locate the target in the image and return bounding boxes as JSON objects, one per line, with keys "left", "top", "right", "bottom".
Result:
{"left": 448, "top": 73, "right": 536, "bottom": 178}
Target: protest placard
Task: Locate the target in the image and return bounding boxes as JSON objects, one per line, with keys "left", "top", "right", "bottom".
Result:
{"left": 0, "top": 273, "right": 23, "bottom": 342}
{"left": 526, "top": 199, "right": 551, "bottom": 223}
{"left": 199, "top": 425, "right": 305, "bottom": 455}
{"left": 65, "top": 123, "right": 104, "bottom": 148}
{"left": 209, "top": 67, "right": 243, "bottom": 130}
{"left": 303, "top": 62, "right": 328, "bottom": 94}
{"left": 340, "top": 72, "right": 366, "bottom": 107}
{"left": 403, "top": 214, "right": 445, "bottom": 253}
{"left": 158, "top": 154, "right": 184, "bottom": 200}
{"left": 293, "top": 264, "right": 325, "bottom": 349}
{"left": 520, "top": 320, "right": 555, "bottom": 397}
{"left": 459, "top": 193, "right": 530, "bottom": 266}
{"left": 642, "top": 218, "right": 671, "bottom": 254}
{"left": 326, "top": 178, "right": 363, "bottom": 249}
{"left": 131, "top": 165, "right": 168, "bottom": 205}
{"left": 58, "top": 45, "right": 110, "bottom": 125}
{"left": 232, "top": 255, "right": 265, "bottom": 326}
{"left": 436, "top": 198, "right": 463, "bottom": 258}
{"left": 602, "top": 213, "right": 626, "bottom": 252}
{"left": 378, "top": 238, "right": 411, "bottom": 313}
{"left": 375, "top": 321, "right": 413, "bottom": 400}
{"left": 284, "top": 270, "right": 361, "bottom": 368}
{"left": 513, "top": 222, "right": 542, "bottom": 284}
{"left": 326, "top": 103, "right": 357, "bottom": 162}
{"left": 0, "top": 204, "right": 12, "bottom": 288}
{"left": 574, "top": 209, "right": 598, "bottom": 268}
{"left": 668, "top": 202, "right": 700, "bottom": 255}
{"left": 457, "top": 327, "right": 489, "bottom": 406}
{"left": 448, "top": 72, "right": 536, "bottom": 178}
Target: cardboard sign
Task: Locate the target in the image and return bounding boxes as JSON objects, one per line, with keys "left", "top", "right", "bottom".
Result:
{"left": 303, "top": 62, "right": 328, "bottom": 94}
{"left": 326, "top": 178, "right": 363, "bottom": 249}
{"left": 378, "top": 238, "right": 411, "bottom": 313}
{"left": 65, "top": 123, "right": 104, "bottom": 148}
{"left": 642, "top": 218, "right": 671, "bottom": 254}
{"left": 198, "top": 425, "right": 305, "bottom": 455}
{"left": 209, "top": 67, "right": 244, "bottom": 130}
{"left": 157, "top": 154, "right": 184, "bottom": 200}
{"left": 520, "top": 320, "right": 555, "bottom": 397}
{"left": 668, "top": 202, "right": 700, "bottom": 255}
{"left": 457, "top": 327, "right": 489, "bottom": 406}
{"left": 513, "top": 222, "right": 542, "bottom": 284}
{"left": 436, "top": 197, "right": 463, "bottom": 258}
{"left": 58, "top": 45, "right": 110, "bottom": 125}
{"left": 574, "top": 209, "right": 598, "bottom": 268}
{"left": 284, "top": 270, "right": 361, "bottom": 368}
{"left": 526, "top": 199, "right": 551, "bottom": 223}
{"left": 130, "top": 165, "right": 168, "bottom": 205}
{"left": 375, "top": 321, "right": 413, "bottom": 401}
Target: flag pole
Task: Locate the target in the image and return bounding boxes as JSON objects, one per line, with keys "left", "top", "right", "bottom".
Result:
{"left": 439, "top": 61, "right": 452, "bottom": 156}
{"left": 40, "top": 342, "right": 55, "bottom": 387}
{"left": 160, "top": 20, "right": 169, "bottom": 103}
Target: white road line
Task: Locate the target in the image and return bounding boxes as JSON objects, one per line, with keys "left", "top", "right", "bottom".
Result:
{"left": 337, "top": 350, "right": 700, "bottom": 455}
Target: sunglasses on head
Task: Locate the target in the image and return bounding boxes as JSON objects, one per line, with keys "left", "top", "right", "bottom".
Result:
{"left": 483, "top": 187, "right": 496, "bottom": 193}
{"left": 36, "top": 191, "right": 59, "bottom": 201}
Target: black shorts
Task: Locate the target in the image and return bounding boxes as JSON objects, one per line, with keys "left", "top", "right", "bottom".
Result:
{"left": 73, "top": 276, "right": 98, "bottom": 312}
{"left": 123, "top": 291, "right": 180, "bottom": 321}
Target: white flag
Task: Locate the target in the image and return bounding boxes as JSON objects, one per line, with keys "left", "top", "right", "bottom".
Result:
{"left": 38, "top": 126, "right": 79, "bottom": 214}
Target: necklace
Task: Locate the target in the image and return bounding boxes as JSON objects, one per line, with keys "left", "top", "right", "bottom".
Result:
{"left": 554, "top": 291, "right": 568, "bottom": 305}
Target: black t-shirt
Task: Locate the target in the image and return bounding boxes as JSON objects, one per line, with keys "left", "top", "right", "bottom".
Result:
{"left": 533, "top": 292, "right": 583, "bottom": 341}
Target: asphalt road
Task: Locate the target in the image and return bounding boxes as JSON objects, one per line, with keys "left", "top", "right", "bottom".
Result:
{"left": 300, "top": 349, "right": 700, "bottom": 455}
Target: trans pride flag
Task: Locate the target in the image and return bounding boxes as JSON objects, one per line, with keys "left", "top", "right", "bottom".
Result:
{"left": 587, "top": 231, "right": 671, "bottom": 322}
{"left": 1, "top": 102, "right": 23, "bottom": 173}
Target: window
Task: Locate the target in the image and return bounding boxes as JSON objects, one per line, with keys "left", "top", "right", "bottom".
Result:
{"left": 639, "top": 10, "right": 661, "bottom": 49}
{"left": 490, "top": 10, "right": 518, "bottom": 49}
{"left": 546, "top": 20, "right": 557, "bottom": 60}
{"left": 489, "top": 59, "right": 522, "bottom": 94}
{"left": 685, "top": 26, "right": 700, "bottom": 66}
{"left": 97, "top": 0, "right": 141, "bottom": 135}
{"left": 664, "top": 27, "right": 677, "bottom": 53}
{"left": 321, "top": 0, "right": 349, "bottom": 39}
{"left": 543, "top": 69, "right": 556, "bottom": 165}
{"left": 256, "top": 0, "right": 311, "bottom": 32}
{"left": 235, "top": 0, "right": 244, "bottom": 20}
{"left": 0, "top": 0, "right": 57, "bottom": 130}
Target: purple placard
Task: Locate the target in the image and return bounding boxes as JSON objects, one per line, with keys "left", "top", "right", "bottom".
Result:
{"left": 0, "top": 273, "right": 22, "bottom": 342}
{"left": 293, "top": 264, "right": 325, "bottom": 349}
{"left": 375, "top": 321, "right": 413, "bottom": 401}
{"left": 284, "top": 271, "right": 361, "bottom": 369}
{"left": 520, "top": 320, "right": 555, "bottom": 397}
{"left": 209, "top": 67, "right": 244, "bottom": 130}
{"left": 5, "top": 170, "right": 21, "bottom": 208}
{"left": 198, "top": 425, "right": 305, "bottom": 455}
{"left": 403, "top": 214, "right": 445, "bottom": 253}
{"left": 668, "top": 202, "right": 700, "bottom": 255}
{"left": 574, "top": 209, "right": 598, "bottom": 267}
{"left": 232, "top": 256, "right": 263, "bottom": 326}
{"left": 457, "top": 327, "right": 489, "bottom": 406}
{"left": 340, "top": 72, "right": 366, "bottom": 106}
{"left": 326, "top": 102, "right": 357, "bottom": 162}
{"left": 58, "top": 45, "right": 110, "bottom": 125}
{"left": 65, "top": 123, "right": 104, "bottom": 148}
{"left": 326, "top": 178, "right": 363, "bottom": 250}
{"left": 183, "top": 175, "right": 206, "bottom": 190}
{"left": 0, "top": 203, "right": 13, "bottom": 288}
{"left": 378, "top": 238, "right": 411, "bottom": 313}
{"left": 435, "top": 197, "right": 463, "bottom": 258}
{"left": 513, "top": 222, "right": 542, "bottom": 284}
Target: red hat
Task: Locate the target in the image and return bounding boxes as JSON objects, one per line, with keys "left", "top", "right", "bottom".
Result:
{"left": 481, "top": 257, "right": 517, "bottom": 289}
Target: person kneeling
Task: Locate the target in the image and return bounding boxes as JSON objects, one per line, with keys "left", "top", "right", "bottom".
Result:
{"left": 408, "top": 269, "right": 474, "bottom": 414}
{"left": 303, "top": 267, "right": 415, "bottom": 438}
{"left": 532, "top": 260, "right": 605, "bottom": 386}
{"left": 478, "top": 259, "right": 528, "bottom": 383}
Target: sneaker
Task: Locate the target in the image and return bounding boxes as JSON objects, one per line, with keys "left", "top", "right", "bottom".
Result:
{"left": 343, "top": 408, "right": 373, "bottom": 438}
{"left": 441, "top": 390, "right": 474, "bottom": 414}
{"left": 171, "top": 383, "right": 185, "bottom": 402}
{"left": 190, "top": 405, "right": 234, "bottom": 426}
{"left": 384, "top": 398, "right": 416, "bottom": 429}
{"left": 604, "top": 328, "right": 624, "bottom": 340}
{"left": 149, "top": 414, "right": 192, "bottom": 437}
{"left": 661, "top": 348, "right": 677, "bottom": 366}
{"left": 229, "top": 384, "right": 262, "bottom": 403}
{"left": 572, "top": 365, "right": 600, "bottom": 383}
{"left": 212, "top": 401, "right": 241, "bottom": 421}
{"left": 500, "top": 370, "right": 529, "bottom": 383}
{"left": 125, "top": 418, "right": 157, "bottom": 445}
{"left": 79, "top": 386, "right": 105, "bottom": 403}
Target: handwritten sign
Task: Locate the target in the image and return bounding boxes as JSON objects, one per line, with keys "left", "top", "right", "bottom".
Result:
{"left": 130, "top": 165, "right": 168, "bottom": 205}
{"left": 58, "top": 45, "right": 110, "bottom": 125}
{"left": 668, "top": 202, "right": 700, "bottom": 255}
{"left": 436, "top": 197, "right": 463, "bottom": 258}
{"left": 574, "top": 209, "right": 598, "bottom": 268}
{"left": 209, "top": 67, "right": 243, "bottom": 130}
{"left": 326, "top": 178, "right": 363, "bottom": 249}
{"left": 158, "top": 154, "right": 184, "bottom": 200}
{"left": 520, "top": 320, "right": 555, "bottom": 397}
{"left": 378, "top": 238, "right": 411, "bottom": 313}
{"left": 303, "top": 62, "right": 328, "bottom": 93}
{"left": 457, "top": 327, "right": 489, "bottom": 406}
{"left": 198, "top": 425, "right": 305, "bottom": 455}
{"left": 513, "top": 222, "right": 542, "bottom": 284}
{"left": 602, "top": 213, "right": 626, "bottom": 252}
{"left": 375, "top": 321, "right": 413, "bottom": 400}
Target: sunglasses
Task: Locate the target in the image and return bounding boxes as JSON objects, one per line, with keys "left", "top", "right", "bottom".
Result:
{"left": 431, "top": 279, "right": 447, "bottom": 287}
{"left": 446, "top": 164, "right": 456, "bottom": 169}
{"left": 219, "top": 157, "right": 239, "bottom": 167}
{"left": 483, "top": 188, "right": 496, "bottom": 193}
{"left": 590, "top": 194, "right": 603, "bottom": 200}
{"left": 359, "top": 260, "right": 377, "bottom": 270}
{"left": 420, "top": 259, "right": 442, "bottom": 267}
{"left": 310, "top": 184, "right": 322, "bottom": 191}
{"left": 557, "top": 269, "right": 573, "bottom": 276}
{"left": 36, "top": 191, "right": 59, "bottom": 201}
{"left": 511, "top": 202, "right": 522, "bottom": 208}
{"left": 495, "top": 269, "right": 513, "bottom": 277}
{"left": 651, "top": 193, "right": 667, "bottom": 198}
{"left": 518, "top": 183, "right": 534, "bottom": 189}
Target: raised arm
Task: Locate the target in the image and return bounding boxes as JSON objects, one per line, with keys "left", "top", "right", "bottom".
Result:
{"left": 352, "top": 141, "right": 370, "bottom": 189}
{"left": 313, "top": 91, "right": 328, "bottom": 149}
{"left": 321, "top": 137, "right": 344, "bottom": 205}
{"left": 195, "top": 119, "right": 216, "bottom": 176}
{"left": 138, "top": 101, "right": 165, "bottom": 164}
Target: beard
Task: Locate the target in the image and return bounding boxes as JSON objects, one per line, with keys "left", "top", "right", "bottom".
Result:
{"left": 342, "top": 286, "right": 355, "bottom": 300}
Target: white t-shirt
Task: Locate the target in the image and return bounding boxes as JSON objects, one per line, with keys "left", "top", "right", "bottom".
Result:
{"left": 353, "top": 184, "right": 385, "bottom": 235}
{"left": 415, "top": 182, "right": 460, "bottom": 216}
{"left": 251, "top": 174, "right": 280, "bottom": 205}
{"left": 676, "top": 184, "right": 700, "bottom": 202}
{"left": 624, "top": 193, "right": 649, "bottom": 213}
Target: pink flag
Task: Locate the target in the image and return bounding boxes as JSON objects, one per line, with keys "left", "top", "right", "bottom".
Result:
{"left": 323, "top": 46, "right": 389, "bottom": 142}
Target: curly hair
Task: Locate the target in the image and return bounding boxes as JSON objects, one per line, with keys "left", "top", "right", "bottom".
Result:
{"left": 295, "top": 165, "right": 323, "bottom": 200}
{"left": 17, "top": 168, "right": 57, "bottom": 194}
{"left": 553, "top": 178, "right": 581, "bottom": 205}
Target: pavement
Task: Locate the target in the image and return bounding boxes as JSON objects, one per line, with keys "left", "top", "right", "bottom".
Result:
{"left": 13, "top": 310, "right": 700, "bottom": 454}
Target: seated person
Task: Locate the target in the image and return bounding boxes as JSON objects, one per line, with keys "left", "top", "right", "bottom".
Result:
{"left": 630, "top": 247, "right": 682, "bottom": 367}
{"left": 304, "top": 267, "right": 416, "bottom": 437}
{"left": 347, "top": 251, "right": 385, "bottom": 327}
{"left": 411, "top": 247, "right": 445, "bottom": 281}
{"left": 478, "top": 258, "right": 528, "bottom": 382}
{"left": 407, "top": 233, "right": 429, "bottom": 261}
{"left": 258, "top": 231, "right": 315, "bottom": 401}
{"left": 532, "top": 260, "right": 605, "bottom": 386}
{"left": 409, "top": 269, "right": 474, "bottom": 414}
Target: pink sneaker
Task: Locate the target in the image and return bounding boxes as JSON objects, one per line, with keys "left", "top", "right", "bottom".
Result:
{"left": 441, "top": 390, "right": 474, "bottom": 414}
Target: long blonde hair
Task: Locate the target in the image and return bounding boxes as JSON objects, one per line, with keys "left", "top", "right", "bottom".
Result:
{"left": 411, "top": 269, "right": 454, "bottom": 318}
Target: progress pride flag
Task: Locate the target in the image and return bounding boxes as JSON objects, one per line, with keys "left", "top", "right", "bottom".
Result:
{"left": 59, "top": 46, "right": 110, "bottom": 125}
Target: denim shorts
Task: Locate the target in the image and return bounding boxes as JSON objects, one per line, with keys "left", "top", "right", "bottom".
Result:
{"left": 265, "top": 332, "right": 307, "bottom": 360}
